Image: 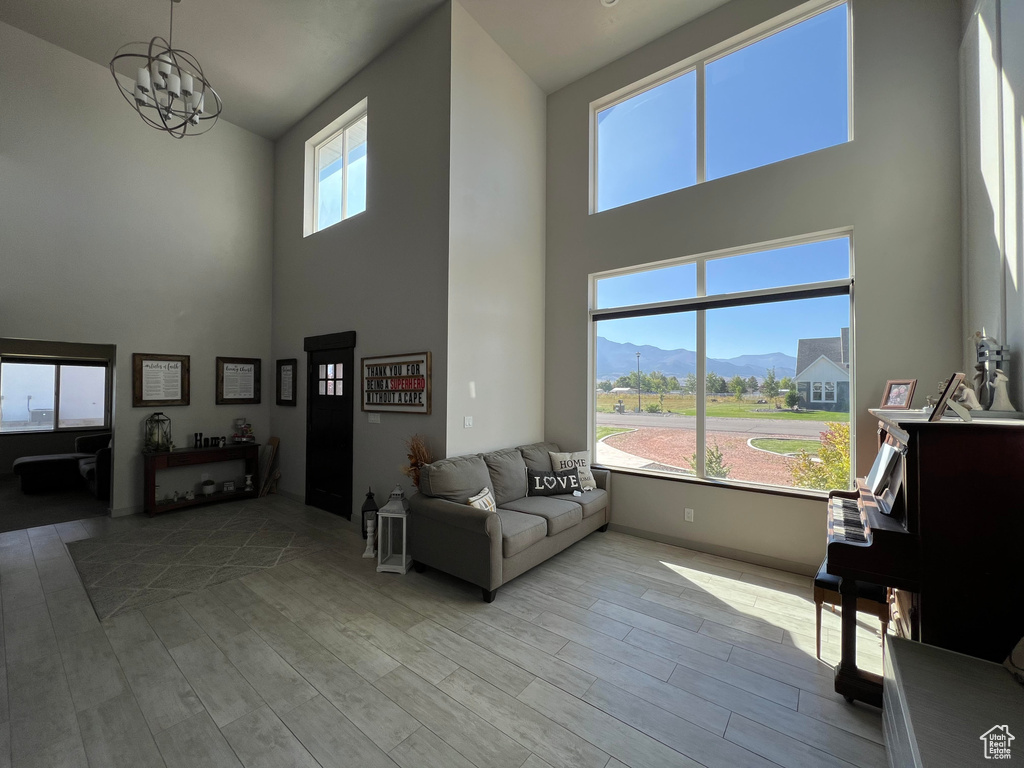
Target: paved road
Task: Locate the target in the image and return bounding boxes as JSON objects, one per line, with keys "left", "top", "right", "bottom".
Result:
{"left": 596, "top": 411, "right": 829, "bottom": 438}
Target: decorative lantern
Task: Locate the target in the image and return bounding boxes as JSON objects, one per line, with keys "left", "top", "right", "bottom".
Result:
{"left": 361, "top": 487, "right": 378, "bottom": 557}
{"left": 144, "top": 412, "right": 172, "bottom": 452}
{"left": 376, "top": 484, "right": 411, "bottom": 574}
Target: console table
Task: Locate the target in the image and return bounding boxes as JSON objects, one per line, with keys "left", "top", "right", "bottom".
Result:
{"left": 143, "top": 444, "right": 259, "bottom": 516}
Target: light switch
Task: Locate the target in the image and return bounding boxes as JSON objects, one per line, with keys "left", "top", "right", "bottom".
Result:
{"left": 464, "top": 416, "right": 473, "bottom": 428}
{"left": 368, "top": 413, "right": 380, "bottom": 423}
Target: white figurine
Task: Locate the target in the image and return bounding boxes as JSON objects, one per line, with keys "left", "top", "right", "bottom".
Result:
{"left": 955, "top": 383, "right": 982, "bottom": 410}
{"left": 990, "top": 369, "right": 1016, "bottom": 411}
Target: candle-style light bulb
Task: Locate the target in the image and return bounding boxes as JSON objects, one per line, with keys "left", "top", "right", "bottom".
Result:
{"left": 136, "top": 67, "right": 151, "bottom": 94}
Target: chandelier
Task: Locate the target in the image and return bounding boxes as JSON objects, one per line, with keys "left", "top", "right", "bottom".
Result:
{"left": 109, "top": 0, "right": 223, "bottom": 138}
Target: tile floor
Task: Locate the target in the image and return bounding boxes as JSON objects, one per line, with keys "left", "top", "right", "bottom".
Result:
{"left": 0, "top": 495, "right": 887, "bottom": 767}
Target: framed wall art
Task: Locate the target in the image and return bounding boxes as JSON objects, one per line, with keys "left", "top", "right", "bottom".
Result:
{"left": 361, "top": 351, "right": 431, "bottom": 414}
{"left": 276, "top": 358, "right": 297, "bottom": 406}
{"left": 216, "top": 357, "right": 261, "bottom": 405}
{"left": 132, "top": 353, "right": 190, "bottom": 407}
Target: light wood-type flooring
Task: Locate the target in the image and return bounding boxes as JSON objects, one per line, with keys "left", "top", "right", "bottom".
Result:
{"left": 0, "top": 494, "right": 888, "bottom": 767}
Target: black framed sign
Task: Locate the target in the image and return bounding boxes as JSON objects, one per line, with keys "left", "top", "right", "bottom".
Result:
{"left": 216, "top": 357, "right": 261, "bottom": 405}
{"left": 361, "top": 351, "right": 431, "bottom": 414}
{"left": 132, "top": 353, "right": 190, "bottom": 407}
{"left": 276, "top": 358, "right": 297, "bottom": 406}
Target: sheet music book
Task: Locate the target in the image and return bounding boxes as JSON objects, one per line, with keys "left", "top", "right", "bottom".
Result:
{"left": 866, "top": 442, "right": 900, "bottom": 496}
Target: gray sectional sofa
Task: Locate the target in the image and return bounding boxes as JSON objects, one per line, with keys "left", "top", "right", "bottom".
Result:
{"left": 408, "top": 441, "right": 610, "bottom": 602}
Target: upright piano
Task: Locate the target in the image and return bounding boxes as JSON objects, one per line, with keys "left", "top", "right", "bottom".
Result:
{"left": 826, "top": 409, "right": 1024, "bottom": 706}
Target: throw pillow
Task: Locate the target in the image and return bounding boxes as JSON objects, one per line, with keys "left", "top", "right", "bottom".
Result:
{"left": 549, "top": 450, "right": 597, "bottom": 491}
{"left": 527, "top": 469, "right": 581, "bottom": 496}
{"left": 467, "top": 487, "right": 496, "bottom": 512}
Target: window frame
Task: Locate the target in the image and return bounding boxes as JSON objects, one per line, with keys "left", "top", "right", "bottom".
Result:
{"left": 303, "top": 98, "right": 368, "bottom": 237}
{"left": 589, "top": 228, "right": 856, "bottom": 497}
{"left": 589, "top": 0, "right": 853, "bottom": 214}
{"left": 0, "top": 356, "right": 112, "bottom": 434}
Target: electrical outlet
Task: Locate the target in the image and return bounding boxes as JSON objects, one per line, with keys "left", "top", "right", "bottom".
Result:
{"left": 464, "top": 416, "right": 473, "bottom": 428}
{"left": 368, "top": 413, "right": 380, "bottom": 423}
{"left": 684, "top": 507, "right": 694, "bottom": 522}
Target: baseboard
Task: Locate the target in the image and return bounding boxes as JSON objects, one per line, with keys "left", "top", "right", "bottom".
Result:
{"left": 277, "top": 489, "right": 304, "bottom": 504}
{"left": 607, "top": 523, "right": 817, "bottom": 576}
{"left": 111, "top": 504, "right": 141, "bottom": 518}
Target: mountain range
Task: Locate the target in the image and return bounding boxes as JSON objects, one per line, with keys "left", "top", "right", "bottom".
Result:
{"left": 597, "top": 337, "right": 797, "bottom": 381}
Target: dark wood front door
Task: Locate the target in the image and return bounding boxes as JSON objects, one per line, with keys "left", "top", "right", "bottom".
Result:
{"left": 304, "top": 332, "right": 355, "bottom": 517}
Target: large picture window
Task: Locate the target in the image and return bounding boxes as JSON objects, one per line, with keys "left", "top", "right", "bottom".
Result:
{"left": 0, "top": 359, "right": 110, "bottom": 433}
{"left": 592, "top": 1, "right": 850, "bottom": 213}
{"left": 592, "top": 234, "right": 853, "bottom": 492}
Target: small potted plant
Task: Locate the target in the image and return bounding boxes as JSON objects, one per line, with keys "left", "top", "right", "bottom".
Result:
{"left": 201, "top": 479, "right": 216, "bottom": 497}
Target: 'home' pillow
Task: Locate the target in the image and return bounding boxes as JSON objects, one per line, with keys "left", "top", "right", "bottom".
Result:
{"left": 527, "top": 469, "right": 581, "bottom": 497}
{"left": 549, "top": 451, "right": 596, "bottom": 491}
{"left": 467, "top": 487, "right": 496, "bottom": 512}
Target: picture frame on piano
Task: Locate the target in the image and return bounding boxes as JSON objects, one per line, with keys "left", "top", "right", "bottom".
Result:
{"left": 880, "top": 379, "right": 917, "bottom": 409}
{"left": 928, "top": 372, "right": 966, "bottom": 422}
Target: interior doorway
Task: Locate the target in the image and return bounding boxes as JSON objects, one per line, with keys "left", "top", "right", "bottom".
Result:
{"left": 304, "top": 331, "right": 355, "bottom": 518}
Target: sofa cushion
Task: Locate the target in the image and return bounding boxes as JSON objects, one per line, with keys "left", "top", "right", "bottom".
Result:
{"left": 78, "top": 457, "right": 97, "bottom": 481}
{"left": 552, "top": 488, "right": 608, "bottom": 519}
{"left": 526, "top": 469, "right": 581, "bottom": 497}
{"left": 420, "top": 455, "right": 492, "bottom": 504}
{"left": 496, "top": 509, "right": 547, "bottom": 557}
{"left": 549, "top": 450, "right": 597, "bottom": 491}
{"left": 516, "top": 442, "right": 561, "bottom": 473}
{"left": 467, "top": 487, "right": 497, "bottom": 512}
{"left": 482, "top": 448, "right": 528, "bottom": 506}
{"left": 499, "top": 496, "right": 582, "bottom": 536}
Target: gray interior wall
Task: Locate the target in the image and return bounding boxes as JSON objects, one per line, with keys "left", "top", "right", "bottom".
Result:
{"left": 0, "top": 22, "right": 274, "bottom": 516}
{"left": 545, "top": 0, "right": 963, "bottom": 569}
{"left": 446, "top": 2, "right": 547, "bottom": 456}
{"left": 270, "top": 4, "right": 453, "bottom": 515}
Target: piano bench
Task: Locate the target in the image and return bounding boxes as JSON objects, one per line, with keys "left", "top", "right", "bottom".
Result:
{"left": 814, "top": 558, "right": 889, "bottom": 660}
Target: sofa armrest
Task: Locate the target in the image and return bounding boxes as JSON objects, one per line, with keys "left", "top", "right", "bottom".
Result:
{"left": 408, "top": 492, "right": 503, "bottom": 591}
{"left": 592, "top": 466, "right": 611, "bottom": 492}
{"left": 409, "top": 494, "right": 499, "bottom": 535}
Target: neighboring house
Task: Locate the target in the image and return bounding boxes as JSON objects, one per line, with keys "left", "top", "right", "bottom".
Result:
{"left": 794, "top": 328, "right": 850, "bottom": 411}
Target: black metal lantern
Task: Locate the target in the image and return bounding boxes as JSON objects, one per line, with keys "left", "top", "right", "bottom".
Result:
{"left": 144, "top": 412, "right": 172, "bottom": 452}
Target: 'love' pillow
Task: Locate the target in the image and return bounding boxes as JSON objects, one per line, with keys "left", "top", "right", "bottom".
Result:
{"left": 527, "top": 469, "right": 581, "bottom": 496}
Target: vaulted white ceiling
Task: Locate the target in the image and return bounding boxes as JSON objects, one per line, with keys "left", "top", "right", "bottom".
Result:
{"left": 0, "top": 0, "right": 730, "bottom": 139}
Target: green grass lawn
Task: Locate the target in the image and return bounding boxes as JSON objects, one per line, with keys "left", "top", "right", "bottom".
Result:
{"left": 596, "top": 426, "right": 632, "bottom": 441}
{"left": 596, "top": 393, "right": 849, "bottom": 422}
{"left": 750, "top": 438, "right": 821, "bottom": 455}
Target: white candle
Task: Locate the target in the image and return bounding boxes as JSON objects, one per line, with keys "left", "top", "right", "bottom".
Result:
{"left": 193, "top": 92, "right": 204, "bottom": 115}
{"left": 136, "top": 66, "right": 151, "bottom": 93}
{"left": 166, "top": 72, "right": 180, "bottom": 99}
{"left": 156, "top": 52, "right": 172, "bottom": 78}
{"left": 134, "top": 84, "right": 148, "bottom": 106}
{"left": 151, "top": 62, "right": 165, "bottom": 90}
{"left": 180, "top": 72, "right": 193, "bottom": 96}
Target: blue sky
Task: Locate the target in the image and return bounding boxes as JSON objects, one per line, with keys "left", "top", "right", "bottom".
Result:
{"left": 594, "top": 4, "right": 849, "bottom": 362}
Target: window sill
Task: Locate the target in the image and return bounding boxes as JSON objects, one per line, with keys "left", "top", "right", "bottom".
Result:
{"left": 0, "top": 426, "right": 110, "bottom": 437}
{"left": 598, "top": 464, "right": 829, "bottom": 502}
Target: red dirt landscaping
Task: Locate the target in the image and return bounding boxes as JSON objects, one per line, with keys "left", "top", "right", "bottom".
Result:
{"left": 605, "top": 427, "right": 805, "bottom": 485}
